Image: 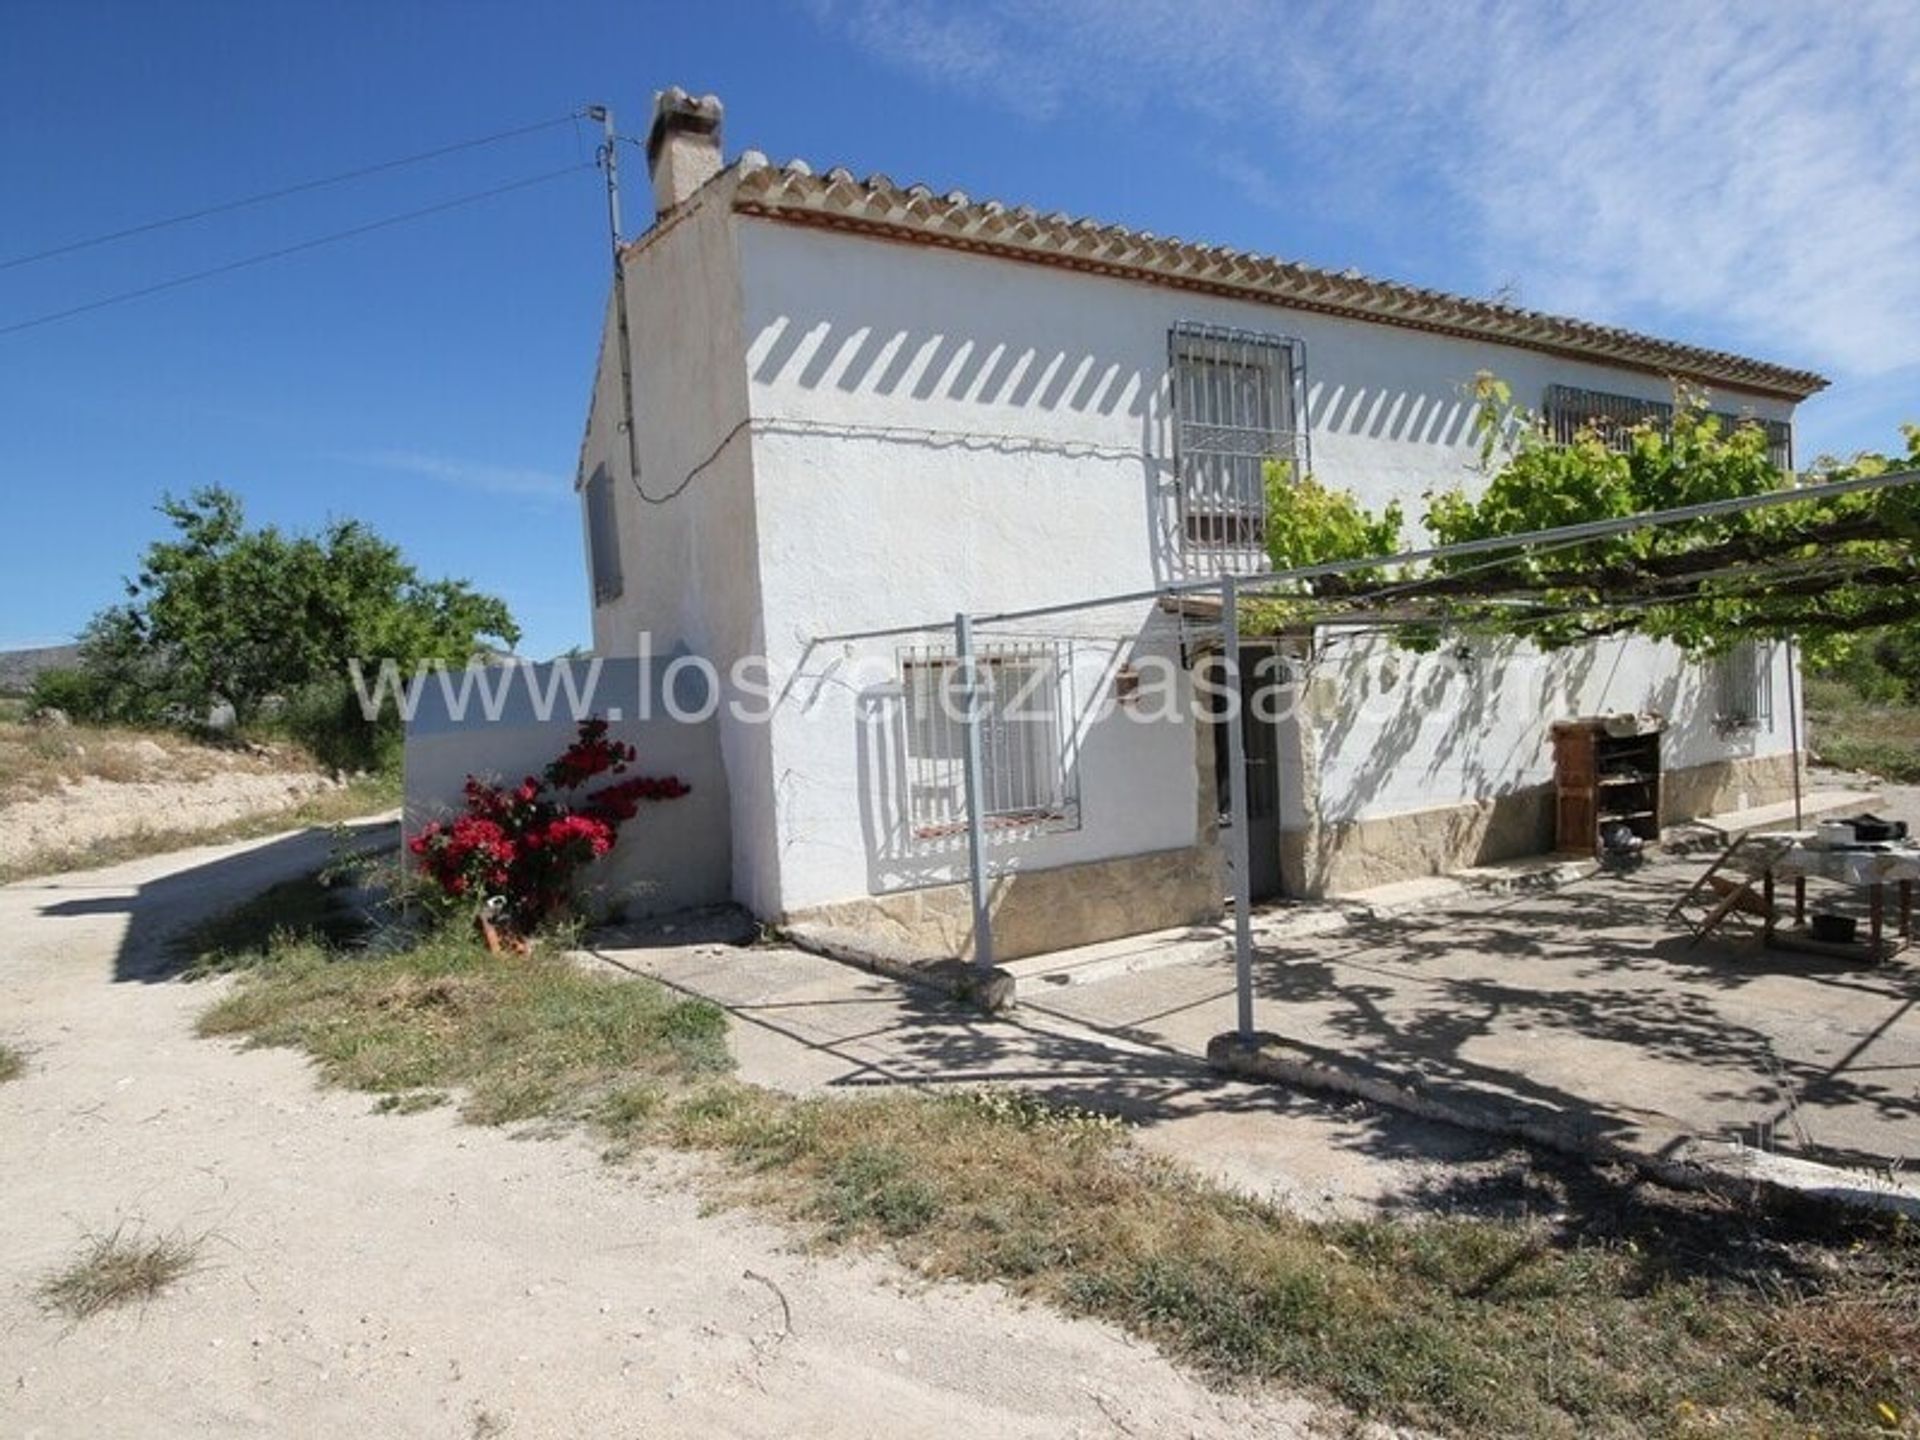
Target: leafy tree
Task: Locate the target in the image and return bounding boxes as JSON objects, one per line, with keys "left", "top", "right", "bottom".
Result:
{"left": 65, "top": 487, "right": 518, "bottom": 759}
{"left": 1259, "top": 379, "right": 1920, "bottom": 663}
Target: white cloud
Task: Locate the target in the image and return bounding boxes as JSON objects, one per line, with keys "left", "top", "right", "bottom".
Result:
{"left": 354, "top": 450, "right": 571, "bottom": 502}
{"left": 809, "top": 0, "right": 1920, "bottom": 380}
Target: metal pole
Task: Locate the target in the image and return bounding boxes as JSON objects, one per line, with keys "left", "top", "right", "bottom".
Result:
{"left": 1786, "top": 636, "right": 1805, "bottom": 828}
{"left": 1221, "top": 575, "right": 1256, "bottom": 1041}
{"left": 588, "top": 103, "right": 643, "bottom": 494}
{"left": 955, "top": 612, "right": 996, "bottom": 972}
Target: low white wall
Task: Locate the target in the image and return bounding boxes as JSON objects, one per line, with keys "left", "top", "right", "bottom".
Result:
{"left": 402, "top": 658, "right": 731, "bottom": 920}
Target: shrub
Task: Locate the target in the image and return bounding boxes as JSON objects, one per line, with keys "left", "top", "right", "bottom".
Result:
{"left": 407, "top": 718, "right": 688, "bottom": 932}
{"left": 275, "top": 676, "right": 401, "bottom": 774}
{"left": 26, "top": 666, "right": 104, "bottom": 718}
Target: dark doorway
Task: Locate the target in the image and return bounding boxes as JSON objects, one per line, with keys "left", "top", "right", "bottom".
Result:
{"left": 1208, "top": 645, "right": 1286, "bottom": 902}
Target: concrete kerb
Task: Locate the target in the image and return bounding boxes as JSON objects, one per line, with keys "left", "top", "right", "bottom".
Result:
{"left": 1206, "top": 1031, "right": 1920, "bottom": 1220}
{"left": 781, "top": 920, "right": 1017, "bottom": 1012}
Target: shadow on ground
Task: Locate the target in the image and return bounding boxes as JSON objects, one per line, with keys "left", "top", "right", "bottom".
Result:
{"left": 18, "top": 818, "right": 397, "bottom": 983}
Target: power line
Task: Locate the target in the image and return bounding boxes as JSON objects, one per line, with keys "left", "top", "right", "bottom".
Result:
{"left": 0, "top": 162, "right": 593, "bottom": 338}
{"left": 0, "top": 112, "right": 583, "bottom": 272}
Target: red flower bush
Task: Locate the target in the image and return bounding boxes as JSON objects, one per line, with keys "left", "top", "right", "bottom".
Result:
{"left": 408, "top": 718, "right": 689, "bottom": 931}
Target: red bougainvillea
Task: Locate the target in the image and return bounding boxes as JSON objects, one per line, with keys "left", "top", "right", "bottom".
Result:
{"left": 408, "top": 718, "right": 688, "bottom": 930}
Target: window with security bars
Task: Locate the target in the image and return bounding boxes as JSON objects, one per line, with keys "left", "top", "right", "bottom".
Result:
{"left": 584, "top": 464, "right": 624, "bottom": 604}
{"left": 1170, "top": 324, "right": 1309, "bottom": 574}
{"left": 1542, "top": 385, "right": 1793, "bottom": 471}
{"left": 1713, "top": 639, "right": 1774, "bottom": 732}
{"left": 898, "top": 642, "right": 1078, "bottom": 839}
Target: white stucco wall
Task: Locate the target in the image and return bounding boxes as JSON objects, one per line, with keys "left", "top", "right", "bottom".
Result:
{"left": 577, "top": 198, "right": 787, "bottom": 915}
{"left": 730, "top": 217, "right": 1801, "bottom": 913}
{"left": 1298, "top": 633, "right": 1800, "bottom": 828}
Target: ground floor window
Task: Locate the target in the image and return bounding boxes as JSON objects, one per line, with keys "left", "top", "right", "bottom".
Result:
{"left": 898, "top": 641, "right": 1078, "bottom": 839}
{"left": 1713, "top": 639, "right": 1775, "bottom": 732}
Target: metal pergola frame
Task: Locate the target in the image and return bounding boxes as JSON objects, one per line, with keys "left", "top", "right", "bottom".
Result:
{"left": 822, "top": 466, "right": 1920, "bottom": 1032}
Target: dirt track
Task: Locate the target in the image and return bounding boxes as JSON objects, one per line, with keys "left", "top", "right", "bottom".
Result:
{"left": 0, "top": 826, "right": 1315, "bottom": 1438}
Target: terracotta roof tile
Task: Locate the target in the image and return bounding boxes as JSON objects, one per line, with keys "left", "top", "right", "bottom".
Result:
{"left": 724, "top": 162, "right": 1827, "bottom": 400}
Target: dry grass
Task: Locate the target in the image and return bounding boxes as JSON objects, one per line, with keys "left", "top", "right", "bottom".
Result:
{"left": 195, "top": 926, "right": 730, "bottom": 1126}
{"left": 651, "top": 1085, "right": 1920, "bottom": 1439}
{"left": 0, "top": 1041, "right": 24, "bottom": 1083}
{"left": 192, "top": 917, "right": 1920, "bottom": 1438}
{"left": 0, "top": 722, "right": 239, "bottom": 803}
{"left": 37, "top": 1224, "right": 200, "bottom": 1320}
{"left": 1805, "top": 681, "right": 1920, "bottom": 784}
{"left": 0, "top": 771, "right": 400, "bottom": 885}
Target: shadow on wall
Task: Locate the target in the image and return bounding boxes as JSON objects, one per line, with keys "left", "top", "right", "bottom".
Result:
{"left": 1307, "top": 634, "right": 1598, "bottom": 827}
{"left": 745, "top": 296, "right": 1489, "bottom": 588}
{"left": 845, "top": 623, "right": 1194, "bottom": 899}
{"left": 1298, "top": 634, "right": 1763, "bottom": 879}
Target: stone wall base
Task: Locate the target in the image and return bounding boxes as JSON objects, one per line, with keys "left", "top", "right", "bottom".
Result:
{"left": 785, "top": 843, "right": 1225, "bottom": 964}
{"left": 1291, "top": 750, "right": 1803, "bottom": 898}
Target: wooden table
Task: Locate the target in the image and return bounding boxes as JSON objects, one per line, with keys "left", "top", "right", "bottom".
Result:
{"left": 1760, "top": 837, "right": 1919, "bottom": 961}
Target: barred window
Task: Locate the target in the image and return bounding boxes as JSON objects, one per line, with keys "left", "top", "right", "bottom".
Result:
{"left": 1542, "top": 384, "right": 1793, "bottom": 470}
{"left": 1713, "top": 639, "right": 1774, "bottom": 732}
{"left": 899, "top": 642, "right": 1077, "bottom": 838}
{"left": 584, "top": 464, "right": 624, "bottom": 604}
{"left": 1171, "top": 324, "right": 1309, "bottom": 573}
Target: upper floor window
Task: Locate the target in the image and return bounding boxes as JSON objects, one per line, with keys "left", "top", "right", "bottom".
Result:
{"left": 584, "top": 464, "right": 624, "bottom": 604}
{"left": 1170, "top": 324, "right": 1309, "bottom": 575}
{"left": 898, "top": 641, "right": 1079, "bottom": 840}
{"left": 1542, "top": 384, "right": 1793, "bottom": 471}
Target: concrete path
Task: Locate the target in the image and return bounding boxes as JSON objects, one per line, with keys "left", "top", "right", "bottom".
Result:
{"left": 586, "top": 926, "right": 1517, "bottom": 1219}
{"left": 0, "top": 825, "right": 1318, "bottom": 1439}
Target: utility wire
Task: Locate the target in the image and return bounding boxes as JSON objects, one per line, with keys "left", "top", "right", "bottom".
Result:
{"left": 0, "top": 112, "right": 583, "bottom": 272}
{"left": 0, "top": 162, "right": 592, "bottom": 338}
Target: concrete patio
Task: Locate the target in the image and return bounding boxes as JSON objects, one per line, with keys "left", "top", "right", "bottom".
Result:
{"left": 587, "top": 785, "right": 1920, "bottom": 1211}
{"left": 1028, "top": 855, "right": 1920, "bottom": 1173}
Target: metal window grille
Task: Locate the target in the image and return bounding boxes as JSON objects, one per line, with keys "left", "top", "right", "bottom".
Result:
{"left": 1713, "top": 639, "right": 1774, "bottom": 731}
{"left": 898, "top": 641, "right": 1079, "bottom": 839}
{"left": 584, "top": 464, "right": 624, "bottom": 603}
{"left": 1170, "top": 323, "right": 1310, "bottom": 576}
{"left": 1543, "top": 384, "right": 1793, "bottom": 470}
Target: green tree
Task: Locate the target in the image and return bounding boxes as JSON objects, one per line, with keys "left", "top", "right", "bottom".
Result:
{"left": 69, "top": 487, "right": 518, "bottom": 760}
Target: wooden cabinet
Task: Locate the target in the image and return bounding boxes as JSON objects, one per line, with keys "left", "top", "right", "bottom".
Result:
{"left": 1551, "top": 718, "right": 1663, "bottom": 859}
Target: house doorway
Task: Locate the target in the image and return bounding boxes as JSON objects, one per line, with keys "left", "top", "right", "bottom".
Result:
{"left": 1210, "top": 644, "right": 1287, "bottom": 902}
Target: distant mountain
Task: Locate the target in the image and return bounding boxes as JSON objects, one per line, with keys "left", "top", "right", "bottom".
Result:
{"left": 0, "top": 644, "right": 82, "bottom": 696}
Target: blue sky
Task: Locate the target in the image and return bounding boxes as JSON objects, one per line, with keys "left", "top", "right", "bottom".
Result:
{"left": 4, "top": 1, "right": 1915, "bottom": 658}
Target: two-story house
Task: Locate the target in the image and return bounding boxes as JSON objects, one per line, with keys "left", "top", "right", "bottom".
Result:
{"left": 570, "top": 87, "right": 1826, "bottom": 961}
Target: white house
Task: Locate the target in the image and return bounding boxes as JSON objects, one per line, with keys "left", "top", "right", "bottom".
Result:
{"left": 565, "top": 87, "right": 1827, "bottom": 960}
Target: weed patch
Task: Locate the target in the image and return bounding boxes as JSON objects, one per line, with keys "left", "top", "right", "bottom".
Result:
{"left": 38, "top": 1225, "right": 199, "bottom": 1320}
{"left": 1809, "top": 700, "right": 1920, "bottom": 784}
{"left": 195, "top": 926, "right": 729, "bottom": 1126}
{"left": 172, "top": 867, "right": 370, "bottom": 975}
{"left": 0, "top": 1041, "right": 24, "bottom": 1083}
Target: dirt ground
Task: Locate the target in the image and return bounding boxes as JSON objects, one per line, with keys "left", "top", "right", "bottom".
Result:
{"left": 0, "top": 725, "right": 343, "bottom": 873}
{"left": 0, "top": 829, "right": 1319, "bottom": 1438}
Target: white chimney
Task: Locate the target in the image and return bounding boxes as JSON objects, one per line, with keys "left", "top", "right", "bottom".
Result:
{"left": 645, "top": 88, "right": 724, "bottom": 218}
